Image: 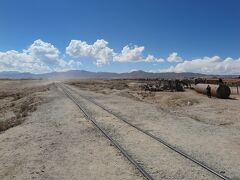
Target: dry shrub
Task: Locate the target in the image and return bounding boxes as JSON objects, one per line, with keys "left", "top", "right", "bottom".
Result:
{"left": 0, "top": 84, "right": 51, "bottom": 132}
{"left": 0, "top": 116, "right": 21, "bottom": 131}
{"left": 67, "top": 80, "right": 129, "bottom": 92}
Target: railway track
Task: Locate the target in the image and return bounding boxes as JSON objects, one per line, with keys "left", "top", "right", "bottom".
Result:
{"left": 63, "top": 83, "right": 231, "bottom": 180}
{"left": 57, "top": 83, "right": 154, "bottom": 180}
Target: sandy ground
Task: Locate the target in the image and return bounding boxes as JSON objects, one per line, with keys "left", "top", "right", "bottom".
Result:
{"left": 67, "top": 85, "right": 218, "bottom": 179}
{"left": 0, "top": 80, "right": 52, "bottom": 131}
{"left": 131, "top": 90, "right": 240, "bottom": 129}
{"left": 67, "top": 80, "right": 240, "bottom": 179}
{"left": 0, "top": 81, "right": 143, "bottom": 180}
{"left": 1, "top": 79, "right": 240, "bottom": 179}
{"left": 68, "top": 80, "right": 240, "bottom": 129}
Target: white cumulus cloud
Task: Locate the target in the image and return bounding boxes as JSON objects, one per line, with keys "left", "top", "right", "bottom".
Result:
{"left": 145, "top": 55, "right": 164, "bottom": 63}
{"left": 2, "top": 39, "right": 239, "bottom": 75}
{"left": 25, "top": 39, "right": 60, "bottom": 66}
{"left": 0, "top": 50, "right": 51, "bottom": 73}
{"left": 66, "top": 40, "right": 164, "bottom": 64}
{"left": 0, "top": 39, "right": 81, "bottom": 73}
{"left": 113, "top": 45, "right": 145, "bottom": 62}
{"left": 113, "top": 45, "right": 164, "bottom": 63}
{"left": 159, "top": 56, "right": 240, "bottom": 75}
{"left": 167, "top": 52, "right": 183, "bottom": 62}
{"left": 66, "top": 39, "right": 115, "bottom": 66}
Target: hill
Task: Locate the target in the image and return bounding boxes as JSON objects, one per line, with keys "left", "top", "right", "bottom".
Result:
{"left": 0, "top": 70, "right": 208, "bottom": 79}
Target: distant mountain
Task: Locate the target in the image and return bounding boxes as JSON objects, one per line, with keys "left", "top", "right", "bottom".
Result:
{"left": 0, "top": 71, "right": 38, "bottom": 79}
{"left": 119, "top": 70, "right": 205, "bottom": 79}
{"left": 0, "top": 70, "right": 212, "bottom": 80}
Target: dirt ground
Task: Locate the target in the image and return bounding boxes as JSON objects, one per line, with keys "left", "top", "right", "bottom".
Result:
{"left": 66, "top": 85, "right": 219, "bottom": 179}
{"left": 0, "top": 80, "right": 144, "bottom": 180}
{"left": 0, "top": 80, "right": 52, "bottom": 131}
{"left": 1, "top": 79, "right": 240, "bottom": 179}
{"left": 67, "top": 79, "right": 240, "bottom": 179}
{"left": 67, "top": 79, "right": 240, "bottom": 129}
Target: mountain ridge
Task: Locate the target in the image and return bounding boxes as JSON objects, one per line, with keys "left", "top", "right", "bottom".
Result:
{"left": 0, "top": 70, "right": 233, "bottom": 79}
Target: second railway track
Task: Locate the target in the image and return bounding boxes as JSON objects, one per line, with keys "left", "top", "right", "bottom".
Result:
{"left": 59, "top": 83, "right": 231, "bottom": 180}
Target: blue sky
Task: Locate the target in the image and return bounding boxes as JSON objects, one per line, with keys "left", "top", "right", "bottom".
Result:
{"left": 0, "top": 0, "right": 240, "bottom": 74}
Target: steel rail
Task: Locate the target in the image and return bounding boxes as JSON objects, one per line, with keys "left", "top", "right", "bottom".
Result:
{"left": 57, "top": 83, "right": 154, "bottom": 180}
{"left": 65, "top": 84, "right": 231, "bottom": 180}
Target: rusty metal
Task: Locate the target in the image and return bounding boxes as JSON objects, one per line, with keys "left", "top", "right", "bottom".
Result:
{"left": 142, "top": 80, "right": 184, "bottom": 92}
{"left": 194, "top": 84, "right": 231, "bottom": 99}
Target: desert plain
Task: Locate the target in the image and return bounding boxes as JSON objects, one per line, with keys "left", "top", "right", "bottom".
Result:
{"left": 0, "top": 79, "right": 240, "bottom": 180}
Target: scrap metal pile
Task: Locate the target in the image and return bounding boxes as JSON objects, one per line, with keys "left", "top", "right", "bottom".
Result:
{"left": 140, "top": 77, "right": 237, "bottom": 99}
{"left": 141, "top": 79, "right": 192, "bottom": 92}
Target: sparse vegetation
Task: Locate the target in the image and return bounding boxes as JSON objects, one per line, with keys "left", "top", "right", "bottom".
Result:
{"left": 0, "top": 81, "right": 51, "bottom": 131}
